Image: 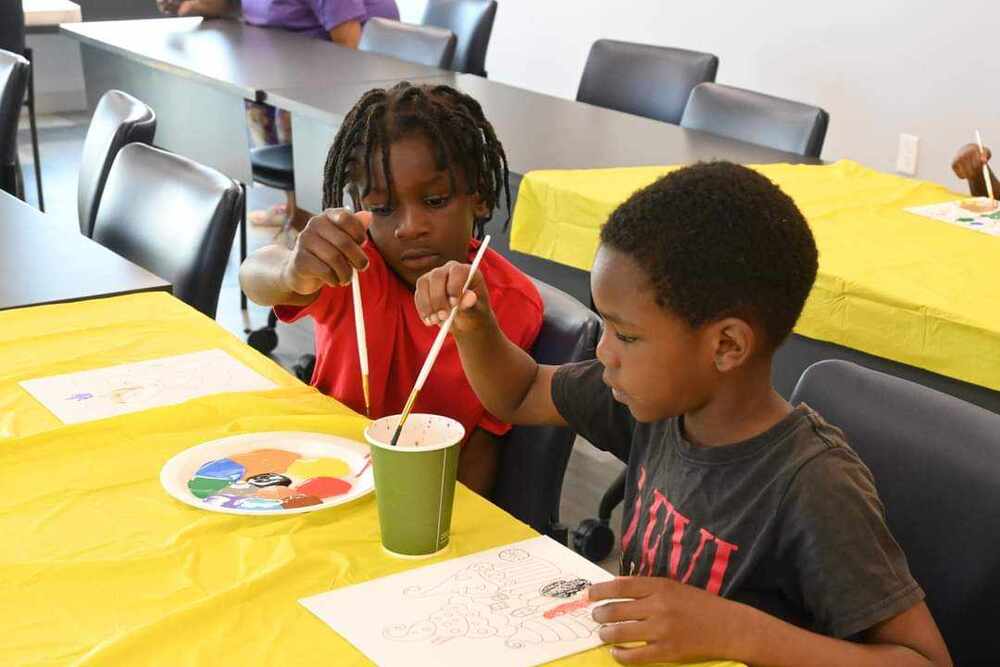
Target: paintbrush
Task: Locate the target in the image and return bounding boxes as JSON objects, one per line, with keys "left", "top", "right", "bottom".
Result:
{"left": 975, "top": 130, "right": 995, "bottom": 205}
{"left": 389, "top": 236, "right": 492, "bottom": 447}
{"left": 350, "top": 267, "right": 370, "bottom": 416}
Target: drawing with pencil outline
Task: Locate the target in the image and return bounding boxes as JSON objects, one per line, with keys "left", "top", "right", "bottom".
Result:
{"left": 382, "top": 547, "right": 600, "bottom": 649}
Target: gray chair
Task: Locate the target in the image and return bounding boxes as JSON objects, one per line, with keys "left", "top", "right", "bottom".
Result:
{"left": 577, "top": 40, "right": 718, "bottom": 125}
{"left": 0, "top": 48, "right": 28, "bottom": 199}
{"left": 492, "top": 279, "right": 602, "bottom": 540}
{"left": 791, "top": 360, "right": 1000, "bottom": 665}
{"left": 78, "top": 90, "right": 156, "bottom": 238}
{"left": 421, "top": 0, "right": 496, "bottom": 76}
{"left": 92, "top": 143, "right": 243, "bottom": 317}
{"left": 0, "top": 0, "right": 42, "bottom": 209}
{"left": 358, "top": 17, "right": 457, "bottom": 70}
{"left": 681, "top": 82, "right": 829, "bottom": 158}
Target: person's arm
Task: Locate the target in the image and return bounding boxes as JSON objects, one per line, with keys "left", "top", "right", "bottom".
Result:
{"left": 414, "top": 261, "right": 567, "bottom": 427}
{"left": 328, "top": 19, "right": 362, "bottom": 48}
{"left": 590, "top": 579, "right": 951, "bottom": 666}
{"left": 951, "top": 143, "right": 998, "bottom": 197}
{"left": 238, "top": 209, "right": 371, "bottom": 307}
{"left": 156, "top": 0, "right": 235, "bottom": 18}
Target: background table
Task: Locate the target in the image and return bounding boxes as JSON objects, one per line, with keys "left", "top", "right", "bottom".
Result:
{"left": 0, "top": 191, "right": 169, "bottom": 312}
{"left": 62, "top": 17, "right": 447, "bottom": 183}
{"left": 0, "top": 292, "right": 739, "bottom": 667}
{"left": 270, "top": 72, "right": 821, "bottom": 303}
{"left": 23, "top": 0, "right": 81, "bottom": 33}
{"left": 509, "top": 160, "right": 1000, "bottom": 411}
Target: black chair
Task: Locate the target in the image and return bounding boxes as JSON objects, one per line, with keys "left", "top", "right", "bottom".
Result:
{"left": 421, "top": 0, "right": 496, "bottom": 76}
{"left": 576, "top": 40, "right": 718, "bottom": 125}
{"left": 681, "top": 82, "right": 829, "bottom": 158}
{"left": 77, "top": 90, "right": 156, "bottom": 238}
{"left": 0, "top": 0, "right": 43, "bottom": 209}
{"left": 359, "top": 18, "right": 457, "bottom": 69}
{"left": 791, "top": 360, "right": 1000, "bottom": 665}
{"left": 92, "top": 143, "right": 244, "bottom": 318}
{"left": 0, "top": 48, "right": 28, "bottom": 199}
{"left": 491, "top": 279, "right": 602, "bottom": 540}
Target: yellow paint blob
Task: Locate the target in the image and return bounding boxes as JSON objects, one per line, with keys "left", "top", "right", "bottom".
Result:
{"left": 286, "top": 457, "right": 350, "bottom": 480}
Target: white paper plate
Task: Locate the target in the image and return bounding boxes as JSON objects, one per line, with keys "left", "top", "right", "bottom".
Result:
{"left": 160, "top": 431, "right": 373, "bottom": 516}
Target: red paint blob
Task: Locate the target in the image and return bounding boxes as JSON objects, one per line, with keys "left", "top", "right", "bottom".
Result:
{"left": 543, "top": 597, "right": 591, "bottom": 620}
{"left": 295, "top": 476, "right": 352, "bottom": 499}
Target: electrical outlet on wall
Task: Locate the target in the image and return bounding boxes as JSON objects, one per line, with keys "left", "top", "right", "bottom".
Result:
{"left": 897, "top": 134, "right": 920, "bottom": 176}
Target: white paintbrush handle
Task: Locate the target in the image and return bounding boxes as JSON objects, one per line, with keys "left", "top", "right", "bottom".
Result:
{"left": 410, "top": 235, "right": 492, "bottom": 393}
{"left": 351, "top": 268, "right": 368, "bottom": 375}
{"left": 976, "top": 131, "right": 995, "bottom": 201}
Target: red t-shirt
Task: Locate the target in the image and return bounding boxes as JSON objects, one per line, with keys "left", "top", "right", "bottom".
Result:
{"left": 275, "top": 239, "right": 543, "bottom": 440}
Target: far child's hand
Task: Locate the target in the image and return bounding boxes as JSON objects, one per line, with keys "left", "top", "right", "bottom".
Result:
{"left": 589, "top": 576, "right": 744, "bottom": 664}
{"left": 281, "top": 209, "right": 372, "bottom": 295}
{"left": 415, "top": 260, "right": 494, "bottom": 335}
{"left": 952, "top": 143, "right": 991, "bottom": 180}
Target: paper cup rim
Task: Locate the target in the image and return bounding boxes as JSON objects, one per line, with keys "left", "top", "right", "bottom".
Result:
{"left": 363, "top": 413, "right": 465, "bottom": 452}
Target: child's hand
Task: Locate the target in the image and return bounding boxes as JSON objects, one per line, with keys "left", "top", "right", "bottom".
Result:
{"left": 589, "top": 576, "right": 742, "bottom": 664}
{"left": 415, "top": 260, "right": 494, "bottom": 335}
{"left": 281, "top": 209, "right": 371, "bottom": 295}
{"left": 952, "top": 143, "right": 991, "bottom": 180}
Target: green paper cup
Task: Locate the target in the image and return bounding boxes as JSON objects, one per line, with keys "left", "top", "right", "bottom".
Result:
{"left": 364, "top": 414, "right": 465, "bottom": 558}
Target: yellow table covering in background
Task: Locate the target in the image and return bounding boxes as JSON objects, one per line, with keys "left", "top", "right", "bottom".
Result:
{"left": 511, "top": 160, "right": 1000, "bottom": 391}
{"left": 1, "top": 293, "right": 739, "bottom": 667}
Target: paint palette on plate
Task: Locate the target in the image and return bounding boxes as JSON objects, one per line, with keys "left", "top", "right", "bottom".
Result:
{"left": 160, "top": 431, "right": 373, "bottom": 515}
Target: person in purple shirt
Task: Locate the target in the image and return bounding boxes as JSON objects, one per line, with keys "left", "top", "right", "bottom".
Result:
{"left": 157, "top": 0, "right": 400, "bottom": 226}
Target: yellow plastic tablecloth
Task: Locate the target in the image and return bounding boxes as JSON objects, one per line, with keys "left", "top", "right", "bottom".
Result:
{"left": 0, "top": 293, "right": 739, "bottom": 667}
{"left": 510, "top": 160, "right": 1000, "bottom": 391}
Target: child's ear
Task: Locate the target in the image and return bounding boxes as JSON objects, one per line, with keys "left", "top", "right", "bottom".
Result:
{"left": 711, "top": 318, "right": 754, "bottom": 372}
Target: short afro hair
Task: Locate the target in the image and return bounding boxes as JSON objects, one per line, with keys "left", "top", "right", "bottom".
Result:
{"left": 600, "top": 161, "right": 818, "bottom": 349}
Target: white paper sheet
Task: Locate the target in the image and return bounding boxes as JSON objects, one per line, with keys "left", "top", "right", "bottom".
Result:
{"left": 300, "top": 536, "right": 616, "bottom": 667}
{"left": 19, "top": 349, "right": 277, "bottom": 424}
{"left": 906, "top": 198, "right": 1000, "bottom": 237}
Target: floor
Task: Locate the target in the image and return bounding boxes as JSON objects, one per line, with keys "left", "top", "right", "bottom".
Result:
{"left": 15, "top": 111, "right": 626, "bottom": 573}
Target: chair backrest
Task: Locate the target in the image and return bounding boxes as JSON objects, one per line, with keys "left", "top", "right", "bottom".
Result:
{"left": 492, "top": 279, "right": 603, "bottom": 536}
{"left": 77, "top": 90, "right": 156, "bottom": 238}
{"left": 92, "top": 143, "right": 243, "bottom": 318}
{"left": 681, "top": 82, "right": 829, "bottom": 158}
{"left": 790, "top": 360, "right": 1000, "bottom": 664}
{"left": 358, "top": 18, "right": 456, "bottom": 70}
{"left": 421, "top": 0, "right": 496, "bottom": 76}
{"left": 0, "top": 49, "right": 28, "bottom": 169}
{"left": 576, "top": 40, "right": 718, "bottom": 125}
{"left": 0, "top": 0, "right": 26, "bottom": 56}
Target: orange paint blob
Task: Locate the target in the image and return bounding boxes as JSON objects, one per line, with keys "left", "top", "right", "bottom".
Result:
{"left": 295, "top": 476, "right": 352, "bottom": 499}
{"left": 230, "top": 449, "right": 301, "bottom": 478}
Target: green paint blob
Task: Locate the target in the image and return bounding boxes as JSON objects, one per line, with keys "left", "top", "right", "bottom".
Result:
{"left": 187, "top": 476, "right": 230, "bottom": 499}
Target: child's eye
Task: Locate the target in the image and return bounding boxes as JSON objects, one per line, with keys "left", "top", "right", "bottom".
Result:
{"left": 367, "top": 204, "right": 392, "bottom": 217}
{"left": 425, "top": 195, "right": 450, "bottom": 208}
{"left": 615, "top": 332, "right": 639, "bottom": 344}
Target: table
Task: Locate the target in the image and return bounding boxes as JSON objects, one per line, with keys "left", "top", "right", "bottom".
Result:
{"left": 23, "top": 0, "right": 80, "bottom": 33}
{"left": 61, "top": 18, "right": 447, "bottom": 183}
{"left": 0, "top": 292, "right": 739, "bottom": 667}
{"left": 508, "top": 160, "right": 1000, "bottom": 410}
{"left": 0, "top": 191, "right": 170, "bottom": 312}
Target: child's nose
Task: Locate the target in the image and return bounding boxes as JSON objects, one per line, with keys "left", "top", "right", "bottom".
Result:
{"left": 595, "top": 330, "right": 618, "bottom": 369}
{"left": 394, "top": 206, "right": 431, "bottom": 240}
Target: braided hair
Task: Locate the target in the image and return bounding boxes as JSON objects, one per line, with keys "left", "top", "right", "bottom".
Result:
{"left": 321, "top": 81, "right": 511, "bottom": 239}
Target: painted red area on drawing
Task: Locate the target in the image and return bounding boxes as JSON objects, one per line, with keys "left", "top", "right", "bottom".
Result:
{"left": 543, "top": 597, "right": 591, "bottom": 619}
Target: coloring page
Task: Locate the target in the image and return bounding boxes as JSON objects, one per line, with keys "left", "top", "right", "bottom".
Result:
{"left": 301, "top": 536, "right": 615, "bottom": 667}
{"left": 20, "top": 349, "right": 277, "bottom": 424}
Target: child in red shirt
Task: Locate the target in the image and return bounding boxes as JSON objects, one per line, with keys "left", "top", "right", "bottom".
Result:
{"left": 239, "top": 82, "right": 543, "bottom": 495}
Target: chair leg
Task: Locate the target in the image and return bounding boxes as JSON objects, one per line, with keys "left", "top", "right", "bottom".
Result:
{"left": 24, "top": 48, "right": 43, "bottom": 212}
{"left": 239, "top": 182, "right": 248, "bottom": 319}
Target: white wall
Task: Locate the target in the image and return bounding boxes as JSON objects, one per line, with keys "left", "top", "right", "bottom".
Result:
{"left": 403, "top": 0, "right": 1000, "bottom": 188}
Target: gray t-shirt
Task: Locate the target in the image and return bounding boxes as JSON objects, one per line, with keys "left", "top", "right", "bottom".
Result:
{"left": 552, "top": 359, "right": 924, "bottom": 639}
